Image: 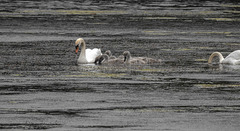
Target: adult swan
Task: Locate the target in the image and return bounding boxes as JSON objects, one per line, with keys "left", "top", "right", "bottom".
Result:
{"left": 75, "top": 38, "right": 102, "bottom": 64}
{"left": 208, "top": 50, "right": 240, "bottom": 65}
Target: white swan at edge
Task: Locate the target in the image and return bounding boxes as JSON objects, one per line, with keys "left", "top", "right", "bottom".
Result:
{"left": 75, "top": 38, "right": 102, "bottom": 64}
{"left": 208, "top": 50, "right": 240, "bottom": 65}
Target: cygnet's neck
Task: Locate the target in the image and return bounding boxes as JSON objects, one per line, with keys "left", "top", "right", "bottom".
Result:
{"left": 123, "top": 51, "right": 131, "bottom": 63}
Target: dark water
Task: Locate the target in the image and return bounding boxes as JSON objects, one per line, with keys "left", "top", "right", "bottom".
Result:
{"left": 1, "top": 0, "right": 240, "bottom": 130}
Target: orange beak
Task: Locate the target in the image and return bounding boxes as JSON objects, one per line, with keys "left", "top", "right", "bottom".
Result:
{"left": 75, "top": 46, "right": 79, "bottom": 53}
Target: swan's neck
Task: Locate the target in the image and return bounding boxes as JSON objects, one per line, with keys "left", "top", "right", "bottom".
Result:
{"left": 80, "top": 41, "right": 86, "bottom": 57}
{"left": 208, "top": 52, "right": 224, "bottom": 64}
{"left": 78, "top": 40, "right": 87, "bottom": 63}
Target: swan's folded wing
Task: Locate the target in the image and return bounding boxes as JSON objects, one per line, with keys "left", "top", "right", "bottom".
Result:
{"left": 85, "top": 48, "right": 102, "bottom": 63}
{"left": 225, "top": 50, "right": 240, "bottom": 60}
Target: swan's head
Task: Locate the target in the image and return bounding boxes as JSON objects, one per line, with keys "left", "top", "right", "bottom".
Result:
{"left": 123, "top": 51, "right": 131, "bottom": 62}
{"left": 75, "top": 38, "right": 85, "bottom": 53}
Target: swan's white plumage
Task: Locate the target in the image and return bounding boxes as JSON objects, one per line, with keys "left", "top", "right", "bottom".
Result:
{"left": 224, "top": 50, "right": 240, "bottom": 60}
{"left": 75, "top": 38, "right": 102, "bottom": 64}
{"left": 208, "top": 50, "right": 240, "bottom": 65}
{"left": 85, "top": 48, "right": 102, "bottom": 63}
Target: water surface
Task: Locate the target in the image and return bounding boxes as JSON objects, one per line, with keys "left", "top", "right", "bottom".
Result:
{"left": 1, "top": 0, "right": 240, "bottom": 130}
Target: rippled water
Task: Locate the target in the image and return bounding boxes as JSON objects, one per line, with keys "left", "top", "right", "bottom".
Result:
{"left": 1, "top": 0, "right": 240, "bottom": 130}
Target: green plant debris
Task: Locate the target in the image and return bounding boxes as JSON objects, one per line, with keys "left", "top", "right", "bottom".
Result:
{"left": 176, "top": 48, "right": 193, "bottom": 51}
{"left": 224, "top": 10, "right": 240, "bottom": 14}
{"left": 143, "top": 31, "right": 173, "bottom": 36}
{"left": 221, "top": 4, "right": 240, "bottom": 8}
{"left": 194, "top": 31, "right": 232, "bottom": 35}
{"left": 195, "top": 59, "right": 207, "bottom": 62}
{"left": 143, "top": 17, "right": 177, "bottom": 20}
{"left": 204, "top": 18, "right": 240, "bottom": 22}
{"left": 11, "top": 74, "right": 24, "bottom": 77}
{"left": 196, "top": 84, "right": 240, "bottom": 88}
{"left": 135, "top": 68, "right": 166, "bottom": 72}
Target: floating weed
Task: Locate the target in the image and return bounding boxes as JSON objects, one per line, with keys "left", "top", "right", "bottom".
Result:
{"left": 143, "top": 31, "right": 173, "bottom": 36}
{"left": 11, "top": 74, "right": 24, "bottom": 77}
{"left": 161, "top": 49, "right": 172, "bottom": 51}
{"left": 176, "top": 48, "right": 193, "bottom": 51}
{"left": 194, "top": 31, "right": 232, "bottom": 35}
{"left": 135, "top": 68, "right": 166, "bottom": 72}
{"left": 195, "top": 59, "right": 207, "bottom": 62}
{"left": 151, "top": 33, "right": 171, "bottom": 36}
{"left": 8, "top": 101, "right": 17, "bottom": 104}
{"left": 196, "top": 84, "right": 240, "bottom": 88}
{"left": 224, "top": 10, "right": 240, "bottom": 14}
{"left": 143, "top": 31, "right": 157, "bottom": 33}
{"left": 226, "top": 34, "right": 240, "bottom": 37}
{"left": 143, "top": 17, "right": 177, "bottom": 20}
{"left": 204, "top": 18, "right": 240, "bottom": 22}
{"left": 221, "top": 4, "right": 240, "bottom": 8}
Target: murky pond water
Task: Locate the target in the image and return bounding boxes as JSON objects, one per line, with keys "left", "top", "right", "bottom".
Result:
{"left": 1, "top": 0, "right": 240, "bottom": 130}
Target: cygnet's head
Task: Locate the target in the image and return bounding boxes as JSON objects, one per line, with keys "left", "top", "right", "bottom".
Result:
{"left": 104, "top": 50, "right": 112, "bottom": 56}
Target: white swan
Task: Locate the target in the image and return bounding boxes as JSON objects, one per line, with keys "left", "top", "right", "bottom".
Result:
{"left": 208, "top": 50, "right": 240, "bottom": 65}
{"left": 75, "top": 38, "right": 102, "bottom": 64}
